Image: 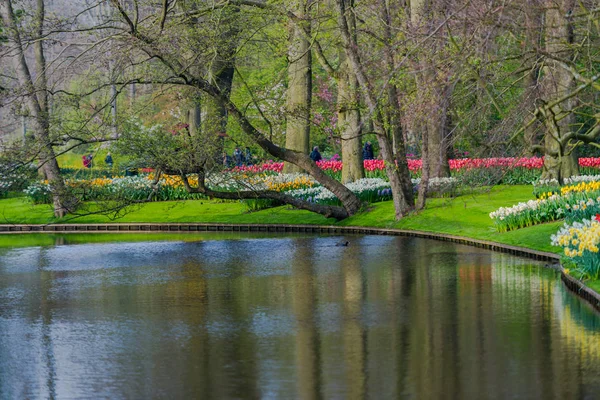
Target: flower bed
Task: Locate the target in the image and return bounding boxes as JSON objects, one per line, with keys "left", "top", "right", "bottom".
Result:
{"left": 552, "top": 217, "right": 600, "bottom": 280}
{"left": 492, "top": 176, "right": 600, "bottom": 232}
{"left": 288, "top": 178, "right": 394, "bottom": 205}
{"left": 489, "top": 195, "right": 566, "bottom": 232}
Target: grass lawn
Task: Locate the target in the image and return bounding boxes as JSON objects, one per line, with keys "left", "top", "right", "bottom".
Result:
{"left": 341, "top": 185, "right": 563, "bottom": 253}
{"left": 0, "top": 197, "right": 337, "bottom": 225}
{"left": 0, "top": 185, "right": 561, "bottom": 254}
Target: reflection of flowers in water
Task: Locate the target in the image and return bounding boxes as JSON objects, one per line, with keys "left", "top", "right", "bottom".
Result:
{"left": 553, "top": 286, "right": 600, "bottom": 361}
{"left": 491, "top": 252, "right": 600, "bottom": 362}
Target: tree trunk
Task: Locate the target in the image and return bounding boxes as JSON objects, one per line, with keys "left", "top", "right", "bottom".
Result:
{"left": 338, "top": 49, "right": 364, "bottom": 183}
{"left": 411, "top": 0, "right": 450, "bottom": 179}
{"left": 284, "top": 0, "right": 312, "bottom": 174}
{"left": 188, "top": 95, "right": 201, "bottom": 136}
{"left": 426, "top": 84, "right": 451, "bottom": 178}
{"left": 416, "top": 120, "right": 429, "bottom": 210}
{"left": 1, "top": 0, "right": 68, "bottom": 218}
{"left": 540, "top": 0, "right": 578, "bottom": 181}
{"left": 335, "top": 0, "right": 414, "bottom": 219}
{"left": 203, "top": 61, "right": 234, "bottom": 157}
{"left": 380, "top": 0, "right": 414, "bottom": 204}
{"left": 202, "top": 7, "right": 238, "bottom": 160}
{"left": 524, "top": 0, "right": 543, "bottom": 154}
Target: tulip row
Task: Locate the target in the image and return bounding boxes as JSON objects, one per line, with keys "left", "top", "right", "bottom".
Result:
{"left": 229, "top": 157, "right": 600, "bottom": 185}
{"left": 231, "top": 156, "right": 600, "bottom": 176}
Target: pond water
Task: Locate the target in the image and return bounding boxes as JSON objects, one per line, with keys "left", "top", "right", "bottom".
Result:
{"left": 0, "top": 234, "right": 599, "bottom": 399}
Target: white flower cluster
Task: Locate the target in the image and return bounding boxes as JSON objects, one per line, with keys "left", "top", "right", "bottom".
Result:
{"left": 563, "top": 175, "right": 600, "bottom": 185}
{"left": 297, "top": 187, "right": 336, "bottom": 202}
{"left": 0, "top": 166, "right": 30, "bottom": 192}
{"left": 411, "top": 177, "right": 458, "bottom": 185}
{"left": 287, "top": 178, "right": 392, "bottom": 202}
{"left": 563, "top": 197, "right": 600, "bottom": 212}
{"left": 489, "top": 194, "right": 561, "bottom": 221}
{"left": 23, "top": 181, "right": 51, "bottom": 196}
{"left": 264, "top": 173, "right": 315, "bottom": 185}
{"left": 534, "top": 178, "right": 559, "bottom": 187}
{"left": 345, "top": 178, "right": 390, "bottom": 192}
{"left": 205, "top": 172, "right": 255, "bottom": 191}
{"left": 111, "top": 176, "right": 155, "bottom": 192}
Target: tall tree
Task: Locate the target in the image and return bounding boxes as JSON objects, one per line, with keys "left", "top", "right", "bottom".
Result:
{"left": 0, "top": 0, "right": 69, "bottom": 217}
{"left": 304, "top": 2, "right": 364, "bottom": 183}
{"left": 335, "top": 0, "right": 414, "bottom": 219}
{"left": 337, "top": 46, "right": 364, "bottom": 183}
{"left": 283, "top": 0, "right": 312, "bottom": 173}
{"left": 410, "top": 0, "right": 451, "bottom": 180}
{"left": 202, "top": 5, "right": 238, "bottom": 148}
{"left": 539, "top": 0, "right": 579, "bottom": 181}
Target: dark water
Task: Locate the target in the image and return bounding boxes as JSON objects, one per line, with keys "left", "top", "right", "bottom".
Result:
{"left": 0, "top": 234, "right": 599, "bottom": 399}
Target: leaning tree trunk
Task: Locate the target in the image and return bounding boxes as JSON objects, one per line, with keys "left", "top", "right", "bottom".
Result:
{"left": 284, "top": 0, "right": 312, "bottom": 174}
{"left": 380, "top": 0, "right": 414, "bottom": 204}
{"left": 1, "top": 0, "right": 68, "bottom": 218}
{"left": 336, "top": 0, "right": 414, "bottom": 219}
{"left": 540, "top": 0, "right": 578, "bottom": 181}
{"left": 338, "top": 49, "right": 364, "bottom": 183}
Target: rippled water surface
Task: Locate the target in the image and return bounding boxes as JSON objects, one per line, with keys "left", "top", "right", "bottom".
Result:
{"left": 0, "top": 234, "right": 599, "bottom": 399}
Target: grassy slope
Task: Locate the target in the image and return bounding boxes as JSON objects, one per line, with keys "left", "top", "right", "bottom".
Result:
{"left": 341, "top": 185, "right": 562, "bottom": 253}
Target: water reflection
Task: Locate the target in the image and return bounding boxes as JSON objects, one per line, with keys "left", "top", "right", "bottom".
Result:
{"left": 0, "top": 235, "right": 599, "bottom": 399}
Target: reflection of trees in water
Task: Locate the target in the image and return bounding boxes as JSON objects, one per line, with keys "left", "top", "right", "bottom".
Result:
{"left": 491, "top": 252, "right": 600, "bottom": 398}
{"left": 340, "top": 239, "right": 365, "bottom": 398}
{"left": 291, "top": 238, "right": 321, "bottom": 400}
{"left": 3, "top": 238, "right": 600, "bottom": 398}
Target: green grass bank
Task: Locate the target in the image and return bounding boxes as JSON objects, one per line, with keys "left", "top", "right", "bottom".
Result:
{"left": 0, "top": 185, "right": 561, "bottom": 251}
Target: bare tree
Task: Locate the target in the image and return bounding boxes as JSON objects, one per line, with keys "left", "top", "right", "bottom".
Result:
{"left": 0, "top": 0, "right": 69, "bottom": 217}
{"left": 335, "top": 0, "right": 414, "bottom": 219}
{"left": 99, "top": 0, "right": 363, "bottom": 219}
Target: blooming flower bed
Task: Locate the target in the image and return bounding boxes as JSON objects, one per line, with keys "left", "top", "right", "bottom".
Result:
{"left": 551, "top": 217, "right": 600, "bottom": 280}
{"left": 288, "top": 178, "right": 394, "bottom": 205}
{"left": 489, "top": 195, "right": 566, "bottom": 232}
{"left": 492, "top": 176, "right": 600, "bottom": 232}
{"left": 287, "top": 177, "right": 458, "bottom": 206}
{"left": 24, "top": 176, "right": 206, "bottom": 204}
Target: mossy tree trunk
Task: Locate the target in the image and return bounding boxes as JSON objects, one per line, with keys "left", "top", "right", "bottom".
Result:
{"left": 284, "top": 0, "right": 312, "bottom": 174}
{"left": 338, "top": 41, "right": 364, "bottom": 183}
{"left": 411, "top": 0, "right": 450, "bottom": 179}
{"left": 540, "top": 0, "right": 578, "bottom": 182}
